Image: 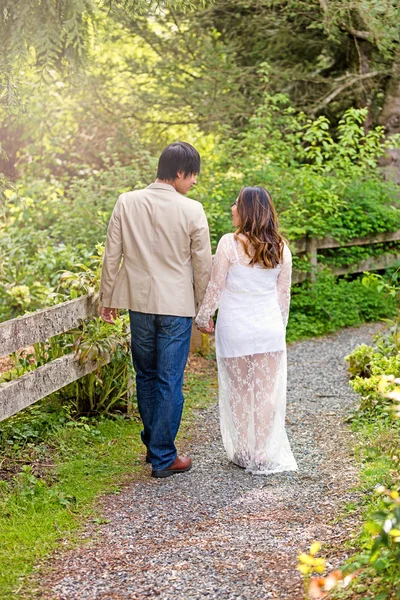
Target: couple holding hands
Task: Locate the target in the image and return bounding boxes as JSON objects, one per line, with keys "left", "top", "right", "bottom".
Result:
{"left": 100, "top": 142, "right": 297, "bottom": 478}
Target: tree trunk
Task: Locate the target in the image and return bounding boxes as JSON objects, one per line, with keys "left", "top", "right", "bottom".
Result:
{"left": 379, "top": 51, "right": 400, "bottom": 183}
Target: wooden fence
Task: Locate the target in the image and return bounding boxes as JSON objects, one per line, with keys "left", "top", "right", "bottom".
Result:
{"left": 292, "top": 229, "right": 400, "bottom": 283}
{"left": 0, "top": 294, "right": 101, "bottom": 421}
{"left": 1, "top": 229, "right": 400, "bottom": 422}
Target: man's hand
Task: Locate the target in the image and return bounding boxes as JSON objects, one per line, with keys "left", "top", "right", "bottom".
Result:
{"left": 100, "top": 307, "right": 117, "bottom": 324}
{"left": 197, "top": 317, "right": 214, "bottom": 335}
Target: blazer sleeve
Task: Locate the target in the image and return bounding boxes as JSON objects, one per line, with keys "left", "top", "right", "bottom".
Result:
{"left": 99, "top": 196, "right": 123, "bottom": 307}
{"left": 190, "top": 204, "right": 212, "bottom": 311}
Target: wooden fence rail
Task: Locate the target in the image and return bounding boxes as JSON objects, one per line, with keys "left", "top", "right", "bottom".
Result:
{"left": 0, "top": 294, "right": 99, "bottom": 358}
{"left": 0, "top": 294, "right": 104, "bottom": 421}
{"left": 292, "top": 229, "right": 400, "bottom": 283}
{"left": 1, "top": 229, "right": 399, "bottom": 422}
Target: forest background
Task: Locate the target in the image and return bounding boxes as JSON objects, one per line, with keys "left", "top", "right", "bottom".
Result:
{"left": 1, "top": 3, "right": 400, "bottom": 598}
{"left": 1, "top": 0, "right": 400, "bottom": 340}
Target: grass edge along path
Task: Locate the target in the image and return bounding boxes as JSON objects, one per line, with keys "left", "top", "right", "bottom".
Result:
{"left": 0, "top": 355, "right": 217, "bottom": 600}
{"left": 330, "top": 413, "right": 400, "bottom": 598}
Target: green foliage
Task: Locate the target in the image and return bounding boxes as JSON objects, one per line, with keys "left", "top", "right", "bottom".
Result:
{"left": 287, "top": 271, "right": 397, "bottom": 342}
{"left": 366, "top": 487, "right": 400, "bottom": 565}
{"left": 346, "top": 318, "right": 400, "bottom": 420}
{"left": 0, "top": 0, "right": 205, "bottom": 109}
{"left": 0, "top": 409, "right": 144, "bottom": 598}
{"left": 0, "top": 402, "right": 70, "bottom": 453}
{"left": 0, "top": 0, "right": 95, "bottom": 112}
{"left": 65, "top": 316, "right": 134, "bottom": 415}
{"left": 201, "top": 0, "right": 400, "bottom": 123}
{"left": 196, "top": 103, "right": 400, "bottom": 251}
{"left": 334, "top": 418, "right": 400, "bottom": 598}
{"left": 346, "top": 344, "right": 374, "bottom": 379}
{"left": 350, "top": 374, "right": 386, "bottom": 415}
{"left": 335, "top": 303, "right": 400, "bottom": 597}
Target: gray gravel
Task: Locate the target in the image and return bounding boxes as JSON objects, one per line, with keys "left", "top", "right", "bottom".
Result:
{"left": 35, "top": 323, "right": 382, "bottom": 600}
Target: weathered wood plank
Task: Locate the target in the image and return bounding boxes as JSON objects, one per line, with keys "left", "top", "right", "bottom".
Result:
{"left": 293, "top": 230, "right": 400, "bottom": 254}
{"left": 0, "top": 294, "right": 99, "bottom": 358}
{"left": 291, "top": 253, "right": 400, "bottom": 285}
{"left": 190, "top": 323, "right": 202, "bottom": 353}
{"left": 0, "top": 352, "right": 109, "bottom": 421}
{"left": 311, "top": 230, "right": 400, "bottom": 252}
{"left": 292, "top": 237, "right": 307, "bottom": 253}
{"left": 332, "top": 253, "right": 400, "bottom": 277}
{"left": 292, "top": 271, "right": 308, "bottom": 284}
{"left": 320, "top": 229, "right": 400, "bottom": 250}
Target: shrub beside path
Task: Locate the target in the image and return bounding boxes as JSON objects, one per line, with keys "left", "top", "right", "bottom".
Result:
{"left": 33, "top": 324, "right": 382, "bottom": 600}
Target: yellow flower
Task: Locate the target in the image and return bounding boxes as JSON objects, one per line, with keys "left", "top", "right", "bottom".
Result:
{"left": 310, "top": 542, "right": 321, "bottom": 556}
{"left": 297, "top": 564, "right": 311, "bottom": 575}
{"left": 378, "top": 375, "right": 395, "bottom": 395}
{"left": 297, "top": 542, "right": 326, "bottom": 577}
{"left": 298, "top": 553, "right": 316, "bottom": 566}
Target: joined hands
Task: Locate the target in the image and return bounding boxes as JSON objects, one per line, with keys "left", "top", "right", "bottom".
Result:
{"left": 197, "top": 317, "right": 214, "bottom": 335}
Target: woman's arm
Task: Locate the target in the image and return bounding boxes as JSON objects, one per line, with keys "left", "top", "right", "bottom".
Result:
{"left": 195, "top": 235, "right": 231, "bottom": 329}
{"left": 276, "top": 243, "right": 292, "bottom": 327}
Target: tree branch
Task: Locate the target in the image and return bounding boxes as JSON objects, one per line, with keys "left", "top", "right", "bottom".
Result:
{"left": 338, "top": 21, "right": 371, "bottom": 41}
{"left": 312, "top": 71, "right": 383, "bottom": 113}
{"left": 318, "top": 0, "right": 329, "bottom": 13}
{"left": 318, "top": 0, "right": 371, "bottom": 41}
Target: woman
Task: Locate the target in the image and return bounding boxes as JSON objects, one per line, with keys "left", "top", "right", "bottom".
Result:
{"left": 195, "top": 186, "right": 297, "bottom": 475}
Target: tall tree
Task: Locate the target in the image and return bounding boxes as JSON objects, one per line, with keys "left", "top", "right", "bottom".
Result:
{"left": 199, "top": 0, "right": 400, "bottom": 176}
{"left": 200, "top": 1, "right": 399, "bottom": 122}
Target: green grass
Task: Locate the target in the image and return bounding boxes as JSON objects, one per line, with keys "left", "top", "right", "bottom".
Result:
{"left": 0, "top": 359, "right": 217, "bottom": 599}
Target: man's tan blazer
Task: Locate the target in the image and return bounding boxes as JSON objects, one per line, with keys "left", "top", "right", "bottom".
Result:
{"left": 99, "top": 183, "right": 212, "bottom": 317}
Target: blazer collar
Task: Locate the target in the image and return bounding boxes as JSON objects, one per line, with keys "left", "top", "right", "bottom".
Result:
{"left": 147, "top": 182, "right": 177, "bottom": 192}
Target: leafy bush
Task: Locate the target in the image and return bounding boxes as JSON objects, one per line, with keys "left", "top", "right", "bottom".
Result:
{"left": 287, "top": 271, "right": 397, "bottom": 342}
{"left": 196, "top": 103, "right": 400, "bottom": 250}
{"left": 334, "top": 271, "right": 400, "bottom": 597}
{"left": 64, "top": 316, "right": 134, "bottom": 415}
{"left": 346, "top": 344, "right": 374, "bottom": 379}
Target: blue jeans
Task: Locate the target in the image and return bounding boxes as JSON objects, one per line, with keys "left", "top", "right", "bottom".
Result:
{"left": 129, "top": 311, "right": 193, "bottom": 470}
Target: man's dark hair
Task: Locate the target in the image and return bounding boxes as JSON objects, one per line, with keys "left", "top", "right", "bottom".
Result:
{"left": 156, "top": 142, "right": 201, "bottom": 180}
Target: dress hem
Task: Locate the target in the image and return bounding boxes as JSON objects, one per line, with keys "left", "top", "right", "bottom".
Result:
{"left": 243, "top": 464, "right": 298, "bottom": 476}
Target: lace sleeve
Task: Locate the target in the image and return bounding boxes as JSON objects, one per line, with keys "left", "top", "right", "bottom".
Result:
{"left": 195, "top": 234, "right": 231, "bottom": 328}
{"left": 276, "top": 243, "right": 292, "bottom": 327}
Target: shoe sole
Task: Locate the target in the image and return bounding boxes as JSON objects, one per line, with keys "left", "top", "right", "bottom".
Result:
{"left": 151, "top": 463, "right": 192, "bottom": 478}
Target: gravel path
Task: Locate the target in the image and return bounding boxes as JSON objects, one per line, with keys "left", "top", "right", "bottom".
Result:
{"left": 35, "top": 323, "right": 382, "bottom": 600}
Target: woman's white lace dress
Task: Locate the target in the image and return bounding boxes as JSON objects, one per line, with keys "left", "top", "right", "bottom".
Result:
{"left": 196, "top": 233, "right": 297, "bottom": 475}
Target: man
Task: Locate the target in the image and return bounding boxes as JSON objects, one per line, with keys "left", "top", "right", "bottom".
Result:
{"left": 99, "top": 142, "right": 212, "bottom": 478}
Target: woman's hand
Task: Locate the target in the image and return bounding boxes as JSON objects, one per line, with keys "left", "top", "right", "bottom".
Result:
{"left": 197, "top": 317, "right": 214, "bottom": 334}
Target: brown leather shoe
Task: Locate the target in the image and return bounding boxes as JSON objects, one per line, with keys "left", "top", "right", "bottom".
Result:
{"left": 151, "top": 456, "right": 192, "bottom": 478}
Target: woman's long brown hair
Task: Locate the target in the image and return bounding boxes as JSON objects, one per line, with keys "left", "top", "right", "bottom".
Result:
{"left": 234, "top": 186, "right": 284, "bottom": 268}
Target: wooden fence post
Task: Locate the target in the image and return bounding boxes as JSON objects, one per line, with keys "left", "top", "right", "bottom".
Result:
{"left": 306, "top": 236, "right": 318, "bottom": 283}
{"left": 190, "top": 323, "right": 202, "bottom": 353}
{"left": 190, "top": 323, "right": 211, "bottom": 356}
